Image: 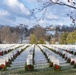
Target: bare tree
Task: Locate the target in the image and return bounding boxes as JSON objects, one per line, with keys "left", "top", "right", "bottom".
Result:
{"left": 0, "top": 26, "right": 19, "bottom": 43}
{"left": 67, "top": 10, "right": 76, "bottom": 26}
{"left": 0, "top": 27, "right": 1, "bottom": 43}
{"left": 17, "top": 24, "right": 28, "bottom": 43}
{"left": 0, "top": 26, "right": 11, "bottom": 43}
{"left": 10, "top": 32, "right": 19, "bottom": 43}
{"left": 31, "top": 0, "right": 76, "bottom": 25}
{"left": 4, "top": 33, "right": 12, "bottom": 43}
{"left": 55, "top": 28, "right": 59, "bottom": 42}
{"left": 33, "top": 25, "right": 46, "bottom": 40}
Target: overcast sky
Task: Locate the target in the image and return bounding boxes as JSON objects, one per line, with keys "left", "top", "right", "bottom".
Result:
{"left": 0, "top": 0, "right": 75, "bottom": 27}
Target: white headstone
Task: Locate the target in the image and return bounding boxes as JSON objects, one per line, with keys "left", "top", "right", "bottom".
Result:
{"left": 4, "top": 56, "right": 9, "bottom": 62}
{"left": 49, "top": 56, "right": 55, "bottom": 63}
{"left": 27, "top": 55, "right": 33, "bottom": 59}
{"left": 26, "top": 59, "right": 32, "bottom": 65}
{"left": 0, "top": 59, "right": 5, "bottom": 65}
{"left": 53, "top": 59, "right": 59, "bottom": 65}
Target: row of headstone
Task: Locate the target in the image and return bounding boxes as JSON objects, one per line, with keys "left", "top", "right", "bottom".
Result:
{"left": 39, "top": 45, "right": 62, "bottom": 66}
{"left": 26, "top": 46, "right": 34, "bottom": 65}
{"left": 10, "top": 44, "right": 31, "bottom": 68}
{"left": 50, "top": 45, "right": 76, "bottom": 65}
{"left": 25, "top": 45, "right": 35, "bottom": 71}
{"left": 53, "top": 45, "right": 76, "bottom": 55}
{"left": 40, "top": 45, "right": 71, "bottom": 71}
{"left": 42, "top": 45, "right": 73, "bottom": 67}
{"left": 0, "top": 44, "right": 29, "bottom": 70}
{"left": 0, "top": 44, "right": 22, "bottom": 56}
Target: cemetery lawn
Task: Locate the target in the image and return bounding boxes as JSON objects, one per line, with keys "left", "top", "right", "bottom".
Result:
{"left": 6, "top": 68, "right": 76, "bottom": 75}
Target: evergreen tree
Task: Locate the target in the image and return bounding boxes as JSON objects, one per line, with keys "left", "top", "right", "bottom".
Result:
{"left": 59, "top": 32, "right": 68, "bottom": 44}
{"left": 39, "top": 37, "right": 45, "bottom": 44}
{"left": 30, "top": 34, "right": 37, "bottom": 44}
{"left": 66, "top": 30, "right": 76, "bottom": 44}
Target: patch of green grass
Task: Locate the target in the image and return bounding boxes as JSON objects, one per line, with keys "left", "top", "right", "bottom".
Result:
{"left": 4, "top": 67, "right": 76, "bottom": 75}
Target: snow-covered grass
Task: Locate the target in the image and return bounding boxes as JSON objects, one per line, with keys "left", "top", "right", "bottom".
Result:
{"left": 0, "top": 44, "right": 76, "bottom": 72}
{"left": 34, "top": 45, "right": 47, "bottom": 65}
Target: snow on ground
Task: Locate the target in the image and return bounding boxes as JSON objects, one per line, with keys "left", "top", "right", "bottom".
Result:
{"left": 0, "top": 44, "right": 76, "bottom": 70}
{"left": 34, "top": 45, "right": 47, "bottom": 65}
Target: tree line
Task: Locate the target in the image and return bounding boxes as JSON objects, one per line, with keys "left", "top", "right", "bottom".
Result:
{"left": 0, "top": 24, "right": 28, "bottom": 44}
{"left": 0, "top": 24, "right": 76, "bottom": 44}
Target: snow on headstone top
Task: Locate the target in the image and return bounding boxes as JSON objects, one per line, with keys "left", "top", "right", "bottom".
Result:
{"left": 0, "top": 59, "right": 5, "bottom": 65}
{"left": 70, "top": 56, "right": 75, "bottom": 62}
{"left": 56, "top": 48, "right": 59, "bottom": 51}
{"left": 26, "top": 58, "right": 32, "bottom": 65}
{"left": 54, "top": 59, "right": 59, "bottom": 65}
{"left": 49, "top": 56, "right": 55, "bottom": 62}
{"left": 27, "top": 55, "right": 33, "bottom": 59}
{"left": 74, "top": 58, "right": 76, "bottom": 63}
{"left": 63, "top": 51, "right": 66, "bottom": 54}
{"left": 3, "top": 55, "right": 9, "bottom": 62}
